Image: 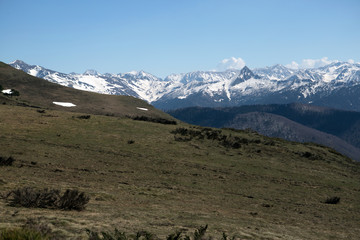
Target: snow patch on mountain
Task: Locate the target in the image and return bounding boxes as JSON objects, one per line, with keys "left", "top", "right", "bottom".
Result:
{"left": 8, "top": 60, "right": 360, "bottom": 111}
{"left": 53, "top": 102, "right": 76, "bottom": 107}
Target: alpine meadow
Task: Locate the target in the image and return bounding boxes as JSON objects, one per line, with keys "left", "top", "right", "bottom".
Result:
{"left": 0, "top": 62, "right": 360, "bottom": 239}
{"left": 1, "top": 1, "right": 360, "bottom": 239}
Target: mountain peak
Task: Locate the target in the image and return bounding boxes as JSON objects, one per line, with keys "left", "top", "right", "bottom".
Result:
{"left": 240, "top": 66, "right": 251, "bottom": 73}
{"left": 231, "top": 66, "right": 260, "bottom": 86}
{"left": 9, "top": 60, "right": 31, "bottom": 68}
{"left": 83, "top": 69, "right": 99, "bottom": 75}
{"left": 10, "top": 60, "right": 27, "bottom": 65}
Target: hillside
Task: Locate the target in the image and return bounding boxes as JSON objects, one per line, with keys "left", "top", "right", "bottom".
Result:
{"left": 0, "top": 104, "right": 360, "bottom": 239}
{"left": 0, "top": 62, "right": 171, "bottom": 120}
{"left": 225, "top": 112, "right": 360, "bottom": 162}
{"left": 168, "top": 104, "right": 360, "bottom": 161}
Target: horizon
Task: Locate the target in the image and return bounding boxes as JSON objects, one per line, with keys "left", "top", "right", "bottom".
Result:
{"left": 8, "top": 58, "right": 359, "bottom": 78}
{"left": 1, "top": 0, "right": 359, "bottom": 78}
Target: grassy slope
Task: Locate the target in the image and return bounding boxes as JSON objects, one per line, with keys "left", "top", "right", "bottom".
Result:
{"left": 0, "top": 62, "right": 170, "bottom": 119}
{"left": 0, "top": 104, "right": 360, "bottom": 239}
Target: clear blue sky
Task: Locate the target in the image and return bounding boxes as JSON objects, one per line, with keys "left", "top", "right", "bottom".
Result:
{"left": 1, "top": 0, "right": 359, "bottom": 77}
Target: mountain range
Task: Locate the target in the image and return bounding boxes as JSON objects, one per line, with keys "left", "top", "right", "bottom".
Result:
{"left": 9, "top": 60, "right": 360, "bottom": 111}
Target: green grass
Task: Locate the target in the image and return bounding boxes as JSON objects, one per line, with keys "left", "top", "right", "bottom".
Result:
{"left": 0, "top": 228, "right": 48, "bottom": 240}
{"left": 0, "top": 104, "right": 360, "bottom": 239}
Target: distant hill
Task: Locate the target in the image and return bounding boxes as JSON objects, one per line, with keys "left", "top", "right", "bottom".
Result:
{"left": 226, "top": 112, "right": 360, "bottom": 161}
{"left": 168, "top": 103, "right": 360, "bottom": 161}
{"left": 0, "top": 62, "right": 172, "bottom": 120}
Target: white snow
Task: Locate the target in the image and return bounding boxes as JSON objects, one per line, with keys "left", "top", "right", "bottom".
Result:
{"left": 53, "top": 102, "right": 76, "bottom": 107}
{"left": 2, "top": 89, "right": 13, "bottom": 94}
{"left": 136, "top": 107, "right": 148, "bottom": 111}
{"left": 28, "top": 66, "right": 42, "bottom": 77}
{"left": 8, "top": 60, "right": 360, "bottom": 107}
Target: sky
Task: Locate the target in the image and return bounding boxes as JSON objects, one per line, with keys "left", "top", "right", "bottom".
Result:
{"left": 1, "top": 0, "right": 359, "bottom": 78}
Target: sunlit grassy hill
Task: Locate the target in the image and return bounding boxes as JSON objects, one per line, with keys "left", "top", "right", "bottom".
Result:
{"left": 0, "top": 63, "right": 360, "bottom": 239}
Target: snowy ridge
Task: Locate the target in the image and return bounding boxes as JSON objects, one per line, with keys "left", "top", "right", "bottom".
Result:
{"left": 9, "top": 60, "right": 360, "bottom": 111}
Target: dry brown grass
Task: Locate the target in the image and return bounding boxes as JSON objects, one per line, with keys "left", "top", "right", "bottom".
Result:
{"left": 0, "top": 104, "right": 359, "bottom": 239}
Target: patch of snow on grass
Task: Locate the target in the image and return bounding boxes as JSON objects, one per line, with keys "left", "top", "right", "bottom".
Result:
{"left": 53, "top": 102, "right": 76, "bottom": 107}
{"left": 2, "top": 89, "right": 13, "bottom": 94}
{"left": 136, "top": 107, "right": 148, "bottom": 111}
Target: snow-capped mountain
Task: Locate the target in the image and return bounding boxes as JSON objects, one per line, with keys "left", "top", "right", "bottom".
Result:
{"left": 9, "top": 60, "right": 360, "bottom": 111}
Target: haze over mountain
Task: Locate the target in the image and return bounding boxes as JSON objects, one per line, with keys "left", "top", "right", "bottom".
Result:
{"left": 10, "top": 60, "right": 360, "bottom": 111}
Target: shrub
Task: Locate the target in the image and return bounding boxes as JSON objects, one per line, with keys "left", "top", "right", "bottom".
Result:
{"left": 193, "top": 225, "right": 208, "bottom": 240}
{"left": 77, "top": 115, "right": 91, "bottom": 119}
{"left": 87, "top": 228, "right": 128, "bottom": 240}
{"left": 86, "top": 229, "right": 156, "bottom": 240}
{"left": 324, "top": 196, "right": 340, "bottom": 204}
{"left": 4, "top": 187, "right": 60, "bottom": 208}
{"left": 0, "top": 156, "right": 15, "bottom": 166}
{"left": 131, "top": 116, "right": 177, "bottom": 125}
{"left": 302, "top": 152, "right": 313, "bottom": 158}
{"left": 3, "top": 187, "right": 89, "bottom": 210}
{"left": 85, "top": 225, "right": 238, "bottom": 240}
{"left": 171, "top": 127, "right": 258, "bottom": 149}
{"left": 167, "top": 231, "right": 182, "bottom": 240}
{"left": 135, "top": 230, "right": 155, "bottom": 240}
{"left": 11, "top": 89, "right": 20, "bottom": 96}
{"left": 57, "top": 189, "right": 90, "bottom": 210}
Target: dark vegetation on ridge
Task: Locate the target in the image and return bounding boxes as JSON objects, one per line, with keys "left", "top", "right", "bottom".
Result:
{"left": 0, "top": 62, "right": 360, "bottom": 239}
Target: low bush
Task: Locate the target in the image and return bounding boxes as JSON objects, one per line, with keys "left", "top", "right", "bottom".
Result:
{"left": 131, "top": 116, "right": 177, "bottom": 125}
{"left": 57, "top": 189, "right": 90, "bottom": 210}
{"left": 87, "top": 229, "right": 154, "bottom": 240}
{"left": 86, "top": 225, "right": 215, "bottom": 240}
{"left": 193, "top": 225, "right": 208, "bottom": 240}
{"left": 167, "top": 231, "right": 182, "bottom": 240}
{"left": 3, "top": 187, "right": 90, "bottom": 211}
{"left": 0, "top": 156, "right": 15, "bottom": 166}
{"left": 171, "top": 127, "right": 260, "bottom": 149}
{"left": 324, "top": 196, "right": 340, "bottom": 204}
{"left": 4, "top": 188, "right": 60, "bottom": 208}
{"left": 77, "top": 115, "right": 91, "bottom": 119}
